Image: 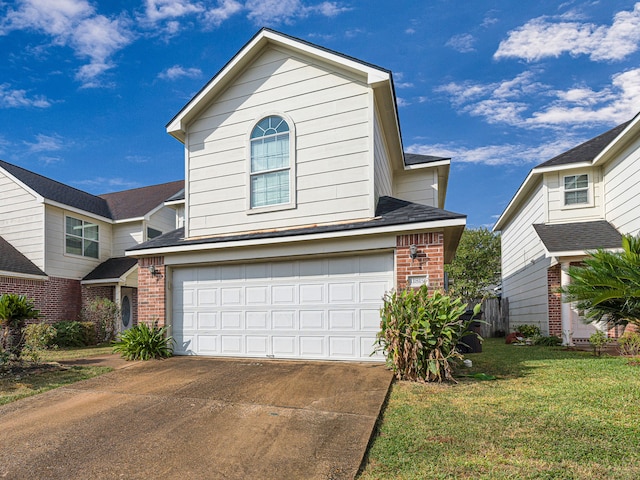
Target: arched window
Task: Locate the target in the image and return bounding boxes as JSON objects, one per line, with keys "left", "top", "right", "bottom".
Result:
{"left": 250, "top": 115, "right": 291, "bottom": 208}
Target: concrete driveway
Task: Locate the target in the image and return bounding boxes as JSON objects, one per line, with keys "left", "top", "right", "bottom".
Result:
{"left": 0, "top": 357, "right": 392, "bottom": 479}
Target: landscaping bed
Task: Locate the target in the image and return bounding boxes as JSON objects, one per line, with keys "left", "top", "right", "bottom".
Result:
{"left": 359, "top": 338, "right": 640, "bottom": 480}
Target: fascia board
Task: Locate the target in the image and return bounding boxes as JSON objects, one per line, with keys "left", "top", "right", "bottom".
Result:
{"left": 0, "top": 270, "right": 48, "bottom": 281}
{"left": 593, "top": 112, "right": 640, "bottom": 166}
{"left": 44, "top": 199, "right": 113, "bottom": 224}
{"left": 493, "top": 170, "right": 538, "bottom": 231}
{"left": 126, "top": 217, "right": 467, "bottom": 257}
{"left": 532, "top": 162, "right": 593, "bottom": 174}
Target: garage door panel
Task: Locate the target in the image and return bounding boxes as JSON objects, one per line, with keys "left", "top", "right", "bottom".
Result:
{"left": 172, "top": 252, "right": 392, "bottom": 360}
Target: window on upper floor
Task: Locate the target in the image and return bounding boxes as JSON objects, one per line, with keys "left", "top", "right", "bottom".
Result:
{"left": 249, "top": 115, "right": 293, "bottom": 209}
{"left": 564, "top": 174, "right": 589, "bottom": 206}
{"left": 147, "top": 227, "right": 162, "bottom": 240}
{"left": 65, "top": 216, "right": 99, "bottom": 259}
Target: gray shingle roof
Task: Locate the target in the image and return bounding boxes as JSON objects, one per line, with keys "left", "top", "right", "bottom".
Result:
{"left": 536, "top": 121, "right": 631, "bottom": 168}
{"left": 0, "top": 235, "right": 47, "bottom": 277}
{"left": 128, "top": 196, "right": 466, "bottom": 252}
{"left": 0, "top": 159, "right": 183, "bottom": 221}
{"left": 99, "top": 181, "right": 184, "bottom": 220}
{"left": 404, "top": 153, "right": 449, "bottom": 166}
{"left": 533, "top": 221, "right": 622, "bottom": 253}
{"left": 82, "top": 257, "right": 138, "bottom": 281}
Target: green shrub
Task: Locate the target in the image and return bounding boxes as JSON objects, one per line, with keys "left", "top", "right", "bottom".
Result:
{"left": 517, "top": 324, "right": 541, "bottom": 338}
{"left": 23, "top": 323, "right": 57, "bottom": 363}
{"left": 0, "top": 294, "right": 41, "bottom": 359}
{"left": 82, "top": 298, "right": 119, "bottom": 343}
{"left": 53, "top": 321, "right": 84, "bottom": 347}
{"left": 533, "top": 335, "right": 562, "bottom": 346}
{"left": 618, "top": 330, "right": 640, "bottom": 357}
{"left": 589, "top": 330, "right": 611, "bottom": 356}
{"left": 112, "top": 322, "right": 173, "bottom": 360}
{"left": 376, "top": 286, "right": 480, "bottom": 383}
{"left": 79, "top": 321, "right": 97, "bottom": 346}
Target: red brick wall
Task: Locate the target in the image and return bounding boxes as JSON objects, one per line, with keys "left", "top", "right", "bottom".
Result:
{"left": 81, "top": 286, "right": 114, "bottom": 310}
{"left": 396, "top": 232, "right": 444, "bottom": 292}
{"left": 547, "top": 264, "right": 562, "bottom": 337}
{"left": 137, "top": 257, "right": 166, "bottom": 327}
{"left": 0, "top": 275, "right": 81, "bottom": 323}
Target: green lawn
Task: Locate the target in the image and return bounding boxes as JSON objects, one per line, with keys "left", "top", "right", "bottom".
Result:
{"left": 359, "top": 338, "right": 640, "bottom": 480}
{"left": 0, "top": 345, "right": 114, "bottom": 406}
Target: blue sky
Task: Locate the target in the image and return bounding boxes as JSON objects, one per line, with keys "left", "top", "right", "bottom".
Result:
{"left": 1, "top": 1, "right": 639, "bottom": 228}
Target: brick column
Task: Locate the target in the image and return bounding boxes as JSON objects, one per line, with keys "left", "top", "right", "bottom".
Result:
{"left": 396, "top": 232, "right": 444, "bottom": 292}
{"left": 547, "top": 264, "right": 562, "bottom": 337}
{"left": 137, "top": 256, "right": 166, "bottom": 327}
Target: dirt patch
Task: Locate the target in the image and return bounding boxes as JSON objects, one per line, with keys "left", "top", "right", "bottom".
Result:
{"left": 0, "top": 361, "right": 69, "bottom": 379}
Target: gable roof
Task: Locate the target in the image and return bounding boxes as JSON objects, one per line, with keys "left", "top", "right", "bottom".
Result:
{"left": 494, "top": 113, "right": 639, "bottom": 231}
{"left": 0, "top": 159, "right": 183, "bottom": 222}
{"left": 0, "top": 159, "right": 112, "bottom": 219}
{"left": 0, "top": 235, "right": 47, "bottom": 278}
{"left": 99, "top": 181, "right": 184, "bottom": 220}
{"left": 533, "top": 221, "right": 622, "bottom": 255}
{"left": 127, "top": 196, "right": 466, "bottom": 262}
{"left": 82, "top": 257, "right": 138, "bottom": 282}
{"left": 166, "top": 28, "right": 407, "bottom": 166}
{"left": 404, "top": 153, "right": 450, "bottom": 166}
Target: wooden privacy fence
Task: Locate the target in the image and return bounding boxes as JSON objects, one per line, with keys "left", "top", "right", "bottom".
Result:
{"left": 479, "top": 297, "right": 509, "bottom": 338}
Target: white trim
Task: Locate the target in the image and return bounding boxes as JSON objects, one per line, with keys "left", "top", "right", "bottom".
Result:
{"left": 0, "top": 270, "right": 48, "bottom": 281}
{"left": 126, "top": 217, "right": 466, "bottom": 257}
{"left": 45, "top": 199, "right": 113, "bottom": 224}
{"left": 403, "top": 159, "right": 450, "bottom": 170}
{"left": 164, "top": 199, "right": 185, "bottom": 207}
{"left": 545, "top": 247, "right": 622, "bottom": 258}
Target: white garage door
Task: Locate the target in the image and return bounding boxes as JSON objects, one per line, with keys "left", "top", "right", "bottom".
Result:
{"left": 171, "top": 252, "right": 393, "bottom": 361}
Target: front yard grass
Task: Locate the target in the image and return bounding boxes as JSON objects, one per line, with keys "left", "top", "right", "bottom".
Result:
{"left": 0, "top": 345, "right": 114, "bottom": 406}
{"left": 359, "top": 338, "right": 640, "bottom": 480}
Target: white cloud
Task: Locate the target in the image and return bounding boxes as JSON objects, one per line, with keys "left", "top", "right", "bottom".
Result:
{"left": 0, "top": 84, "right": 51, "bottom": 108}
{"left": 495, "top": 3, "right": 640, "bottom": 62}
{"left": 396, "top": 97, "right": 410, "bottom": 107}
{"left": 204, "top": 0, "right": 243, "bottom": 26}
{"left": 74, "top": 177, "right": 141, "bottom": 191}
{"left": 405, "top": 137, "right": 583, "bottom": 167}
{"left": 143, "top": 0, "right": 204, "bottom": 22}
{"left": 0, "top": 0, "right": 134, "bottom": 87}
{"left": 158, "top": 65, "right": 203, "bottom": 80}
{"left": 245, "top": 0, "right": 349, "bottom": 24}
{"left": 436, "top": 69, "right": 640, "bottom": 128}
{"left": 396, "top": 82, "right": 414, "bottom": 89}
{"left": 25, "top": 134, "right": 66, "bottom": 153}
{"left": 446, "top": 33, "right": 476, "bottom": 53}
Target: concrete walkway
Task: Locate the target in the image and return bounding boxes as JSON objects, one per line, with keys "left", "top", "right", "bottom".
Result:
{"left": 0, "top": 356, "right": 392, "bottom": 479}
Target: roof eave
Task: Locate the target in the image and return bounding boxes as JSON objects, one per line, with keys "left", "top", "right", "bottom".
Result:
{"left": 593, "top": 111, "right": 640, "bottom": 166}
{"left": 0, "top": 270, "right": 48, "bottom": 281}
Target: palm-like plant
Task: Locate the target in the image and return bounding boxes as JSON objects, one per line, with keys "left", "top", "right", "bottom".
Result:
{"left": 0, "top": 294, "right": 41, "bottom": 359}
{"left": 562, "top": 234, "right": 640, "bottom": 328}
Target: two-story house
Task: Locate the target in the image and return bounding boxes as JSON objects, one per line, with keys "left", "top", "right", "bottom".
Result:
{"left": 494, "top": 113, "right": 640, "bottom": 345}
{"left": 0, "top": 158, "right": 183, "bottom": 331}
{"left": 128, "top": 29, "right": 467, "bottom": 361}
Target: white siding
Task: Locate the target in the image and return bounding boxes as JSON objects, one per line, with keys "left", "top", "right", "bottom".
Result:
{"left": 373, "top": 105, "right": 392, "bottom": 202}
{"left": 44, "top": 206, "right": 113, "bottom": 279}
{"left": 393, "top": 169, "right": 438, "bottom": 207}
{"left": 148, "top": 206, "right": 178, "bottom": 236}
{"left": 501, "top": 180, "right": 550, "bottom": 332}
{"left": 112, "top": 223, "right": 143, "bottom": 257}
{"left": 0, "top": 170, "right": 45, "bottom": 269}
{"left": 604, "top": 135, "right": 640, "bottom": 236}
{"left": 185, "top": 46, "right": 372, "bottom": 238}
{"left": 546, "top": 167, "right": 602, "bottom": 224}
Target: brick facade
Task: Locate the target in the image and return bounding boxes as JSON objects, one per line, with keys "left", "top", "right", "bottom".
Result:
{"left": 396, "top": 232, "right": 445, "bottom": 292}
{"left": 0, "top": 275, "right": 82, "bottom": 323}
{"left": 137, "top": 256, "right": 166, "bottom": 327}
{"left": 547, "top": 264, "right": 562, "bottom": 337}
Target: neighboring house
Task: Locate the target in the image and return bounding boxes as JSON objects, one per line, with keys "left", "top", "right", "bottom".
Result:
{"left": 494, "top": 113, "right": 640, "bottom": 345}
{"left": 0, "top": 158, "right": 183, "bottom": 331}
{"left": 127, "top": 28, "right": 467, "bottom": 361}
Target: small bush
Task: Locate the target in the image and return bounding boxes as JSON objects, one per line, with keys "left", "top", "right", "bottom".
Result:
{"left": 518, "top": 324, "right": 541, "bottom": 338}
{"left": 82, "top": 298, "right": 119, "bottom": 343}
{"left": 0, "top": 293, "right": 41, "bottom": 359}
{"left": 23, "top": 323, "right": 57, "bottom": 363}
{"left": 112, "top": 322, "right": 173, "bottom": 360}
{"left": 589, "top": 330, "right": 611, "bottom": 356}
{"left": 618, "top": 330, "right": 640, "bottom": 357}
{"left": 533, "top": 335, "right": 562, "bottom": 347}
{"left": 376, "top": 286, "right": 480, "bottom": 383}
{"left": 53, "top": 321, "right": 99, "bottom": 347}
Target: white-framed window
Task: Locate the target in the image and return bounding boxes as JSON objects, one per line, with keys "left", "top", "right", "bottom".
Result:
{"left": 249, "top": 115, "right": 292, "bottom": 209}
{"left": 564, "top": 174, "right": 589, "bottom": 206}
{"left": 65, "top": 216, "right": 99, "bottom": 259}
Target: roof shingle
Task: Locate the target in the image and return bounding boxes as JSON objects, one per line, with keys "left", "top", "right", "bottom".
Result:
{"left": 0, "top": 236, "right": 47, "bottom": 277}
{"left": 82, "top": 257, "right": 138, "bottom": 281}
{"left": 99, "top": 181, "right": 184, "bottom": 220}
{"left": 533, "top": 221, "right": 622, "bottom": 253}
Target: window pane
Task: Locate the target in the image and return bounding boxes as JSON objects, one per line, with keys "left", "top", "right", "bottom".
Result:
{"left": 66, "top": 216, "right": 82, "bottom": 235}
{"left": 84, "top": 223, "right": 99, "bottom": 241}
{"left": 251, "top": 171, "right": 289, "bottom": 208}
{"left": 84, "top": 240, "right": 99, "bottom": 259}
{"left": 575, "top": 174, "right": 588, "bottom": 188}
{"left": 251, "top": 134, "right": 289, "bottom": 172}
{"left": 66, "top": 236, "right": 82, "bottom": 256}
{"left": 251, "top": 116, "right": 289, "bottom": 138}
{"left": 147, "top": 227, "right": 162, "bottom": 239}
{"left": 565, "top": 190, "right": 588, "bottom": 205}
